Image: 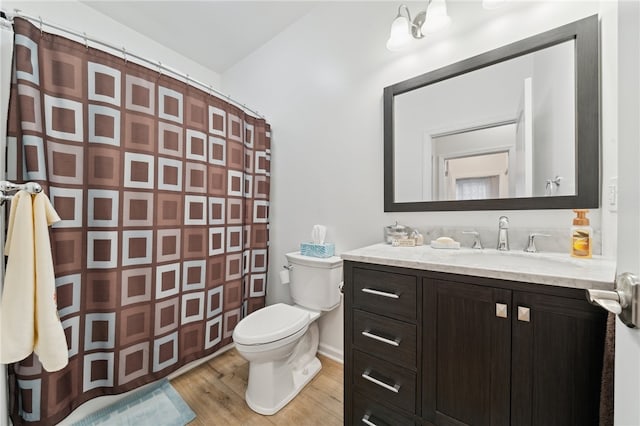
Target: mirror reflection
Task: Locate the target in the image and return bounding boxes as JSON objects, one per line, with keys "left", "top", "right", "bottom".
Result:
{"left": 393, "top": 40, "right": 575, "bottom": 203}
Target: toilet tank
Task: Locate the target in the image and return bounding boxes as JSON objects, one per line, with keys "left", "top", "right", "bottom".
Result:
{"left": 285, "top": 251, "right": 343, "bottom": 311}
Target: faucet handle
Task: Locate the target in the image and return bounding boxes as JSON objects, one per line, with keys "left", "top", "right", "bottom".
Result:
{"left": 524, "top": 233, "right": 551, "bottom": 253}
{"left": 462, "top": 231, "right": 483, "bottom": 249}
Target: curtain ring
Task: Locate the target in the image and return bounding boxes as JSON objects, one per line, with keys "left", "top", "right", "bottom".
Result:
{"left": 83, "top": 32, "right": 88, "bottom": 50}
{"left": 157, "top": 61, "right": 162, "bottom": 77}
{"left": 208, "top": 85, "right": 213, "bottom": 97}
{"left": 122, "top": 46, "right": 127, "bottom": 63}
{"left": 185, "top": 74, "right": 190, "bottom": 87}
{"left": 38, "top": 16, "right": 43, "bottom": 35}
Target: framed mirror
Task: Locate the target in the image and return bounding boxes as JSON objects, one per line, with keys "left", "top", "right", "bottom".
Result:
{"left": 384, "top": 15, "right": 599, "bottom": 212}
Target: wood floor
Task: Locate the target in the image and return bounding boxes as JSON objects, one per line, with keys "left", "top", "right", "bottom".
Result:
{"left": 171, "top": 348, "right": 344, "bottom": 425}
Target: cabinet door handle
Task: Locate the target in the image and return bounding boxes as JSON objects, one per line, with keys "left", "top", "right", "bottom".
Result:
{"left": 518, "top": 306, "right": 531, "bottom": 322}
{"left": 496, "top": 303, "right": 508, "bottom": 318}
{"left": 361, "top": 288, "right": 400, "bottom": 299}
{"left": 361, "top": 369, "right": 400, "bottom": 393}
{"left": 361, "top": 414, "right": 378, "bottom": 426}
{"left": 362, "top": 330, "right": 400, "bottom": 347}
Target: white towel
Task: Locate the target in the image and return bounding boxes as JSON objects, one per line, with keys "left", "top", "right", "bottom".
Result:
{"left": 0, "top": 190, "right": 68, "bottom": 372}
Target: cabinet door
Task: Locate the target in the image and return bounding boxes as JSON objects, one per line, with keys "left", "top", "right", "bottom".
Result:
{"left": 511, "top": 291, "right": 607, "bottom": 426}
{"left": 423, "top": 279, "right": 511, "bottom": 426}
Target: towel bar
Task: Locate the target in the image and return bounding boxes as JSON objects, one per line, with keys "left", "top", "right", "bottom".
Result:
{"left": 0, "top": 180, "right": 43, "bottom": 204}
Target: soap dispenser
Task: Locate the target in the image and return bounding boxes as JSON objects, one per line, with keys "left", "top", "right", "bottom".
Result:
{"left": 571, "top": 209, "right": 592, "bottom": 258}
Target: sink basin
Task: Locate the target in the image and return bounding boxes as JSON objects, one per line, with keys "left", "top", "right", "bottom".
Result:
{"left": 430, "top": 249, "right": 588, "bottom": 272}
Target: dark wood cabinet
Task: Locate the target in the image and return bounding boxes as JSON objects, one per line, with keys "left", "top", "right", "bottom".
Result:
{"left": 345, "top": 264, "right": 420, "bottom": 425}
{"left": 423, "top": 279, "right": 511, "bottom": 426}
{"left": 510, "top": 291, "right": 606, "bottom": 426}
{"left": 344, "top": 261, "right": 607, "bottom": 426}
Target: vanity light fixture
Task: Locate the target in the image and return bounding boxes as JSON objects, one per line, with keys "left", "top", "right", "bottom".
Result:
{"left": 386, "top": 0, "right": 451, "bottom": 51}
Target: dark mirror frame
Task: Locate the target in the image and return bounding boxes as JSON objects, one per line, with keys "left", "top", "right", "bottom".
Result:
{"left": 384, "top": 15, "right": 599, "bottom": 212}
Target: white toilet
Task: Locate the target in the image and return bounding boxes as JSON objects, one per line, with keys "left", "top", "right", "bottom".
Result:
{"left": 232, "top": 251, "right": 343, "bottom": 415}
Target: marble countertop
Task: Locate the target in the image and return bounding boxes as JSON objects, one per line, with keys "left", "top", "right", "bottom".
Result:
{"left": 341, "top": 243, "right": 616, "bottom": 291}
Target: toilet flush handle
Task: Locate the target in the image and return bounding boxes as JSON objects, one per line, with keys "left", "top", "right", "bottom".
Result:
{"left": 283, "top": 264, "right": 293, "bottom": 270}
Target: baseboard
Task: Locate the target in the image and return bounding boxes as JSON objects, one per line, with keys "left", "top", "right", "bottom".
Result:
{"left": 318, "top": 343, "right": 343, "bottom": 364}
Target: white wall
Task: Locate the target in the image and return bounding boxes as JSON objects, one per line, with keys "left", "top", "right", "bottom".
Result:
{"left": 222, "top": 1, "right": 617, "bottom": 360}
{"left": 2, "top": 1, "right": 221, "bottom": 88}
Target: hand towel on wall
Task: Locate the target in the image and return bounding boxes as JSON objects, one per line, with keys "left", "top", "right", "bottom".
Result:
{"left": 0, "top": 190, "right": 67, "bottom": 372}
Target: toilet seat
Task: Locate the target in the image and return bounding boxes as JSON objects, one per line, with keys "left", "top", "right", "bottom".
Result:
{"left": 233, "top": 303, "right": 310, "bottom": 346}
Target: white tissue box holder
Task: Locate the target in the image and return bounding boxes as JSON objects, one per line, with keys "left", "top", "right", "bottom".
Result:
{"left": 300, "top": 242, "right": 335, "bottom": 258}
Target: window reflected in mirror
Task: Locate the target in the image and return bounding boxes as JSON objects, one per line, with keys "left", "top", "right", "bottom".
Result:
{"left": 445, "top": 151, "right": 508, "bottom": 201}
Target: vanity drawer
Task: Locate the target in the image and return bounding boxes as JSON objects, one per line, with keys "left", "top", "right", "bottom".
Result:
{"left": 353, "top": 350, "right": 416, "bottom": 413}
{"left": 353, "top": 310, "right": 416, "bottom": 369}
{"left": 352, "top": 391, "right": 415, "bottom": 426}
{"left": 352, "top": 267, "right": 417, "bottom": 321}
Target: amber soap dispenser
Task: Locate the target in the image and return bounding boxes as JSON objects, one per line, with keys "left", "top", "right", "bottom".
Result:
{"left": 571, "top": 209, "right": 592, "bottom": 258}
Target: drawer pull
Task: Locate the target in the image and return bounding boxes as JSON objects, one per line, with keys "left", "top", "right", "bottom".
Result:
{"left": 362, "top": 330, "right": 400, "bottom": 347}
{"left": 518, "top": 306, "right": 531, "bottom": 322}
{"left": 361, "top": 288, "right": 400, "bottom": 299}
{"left": 496, "top": 303, "right": 508, "bottom": 318}
{"left": 361, "top": 369, "right": 400, "bottom": 393}
{"left": 361, "top": 414, "right": 378, "bottom": 426}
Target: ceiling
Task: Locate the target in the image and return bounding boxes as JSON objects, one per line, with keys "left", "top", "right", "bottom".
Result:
{"left": 79, "top": 1, "right": 541, "bottom": 76}
{"left": 81, "top": 1, "right": 318, "bottom": 74}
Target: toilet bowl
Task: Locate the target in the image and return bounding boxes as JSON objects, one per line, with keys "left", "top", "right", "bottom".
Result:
{"left": 232, "top": 252, "right": 343, "bottom": 415}
{"left": 233, "top": 303, "right": 322, "bottom": 415}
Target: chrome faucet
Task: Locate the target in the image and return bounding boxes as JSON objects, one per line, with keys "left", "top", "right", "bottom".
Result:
{"left": 524, "top": 233, "right": 551, "bottom": 253}
{"left": 497, "top": 216, "right": 509, "bottom": 251}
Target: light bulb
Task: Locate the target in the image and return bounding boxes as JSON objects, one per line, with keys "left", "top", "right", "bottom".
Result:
{"left": 386, "top": 15, "right": 413, "bottom": 51}
{"left": 422, "top": 0, "right": 451, "bottom": 34}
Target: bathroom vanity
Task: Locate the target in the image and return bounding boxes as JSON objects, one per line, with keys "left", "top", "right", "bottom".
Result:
{"left": 342, "top": 244, "right": 616, "bottom": 426}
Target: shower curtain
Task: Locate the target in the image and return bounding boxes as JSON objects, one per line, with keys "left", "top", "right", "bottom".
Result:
{"left": 5, "top": 18, "right": 271, "bottom": 425}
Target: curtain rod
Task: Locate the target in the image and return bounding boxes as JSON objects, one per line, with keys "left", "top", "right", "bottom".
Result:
{"left": 7, "top": 10, "right": 265, "bottom": 119}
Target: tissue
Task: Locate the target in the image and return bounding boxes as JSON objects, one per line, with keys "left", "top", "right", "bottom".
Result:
{"left": 301, "top": 224, "right": 335, "bottom": 258}
{"left": 311, "top": 225, "right": 326, "bottom": 244}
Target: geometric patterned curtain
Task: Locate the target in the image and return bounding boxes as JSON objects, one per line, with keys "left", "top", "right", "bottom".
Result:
{"left": 5, "top": 17, "right": 270, "bottom": 425}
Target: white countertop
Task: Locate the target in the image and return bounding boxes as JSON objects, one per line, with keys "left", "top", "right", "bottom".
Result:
{"left": 341, "top": 243, "right": 616, "bottom": 291}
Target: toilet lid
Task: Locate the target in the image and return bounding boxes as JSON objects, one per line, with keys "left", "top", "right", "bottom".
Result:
{"left": 233, "top": 303, "right": 310, "bottom": 345}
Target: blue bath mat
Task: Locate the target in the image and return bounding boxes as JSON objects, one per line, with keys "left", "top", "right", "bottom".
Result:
{"left": 72, "top": 379, "right": 196, "bottom": 426}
